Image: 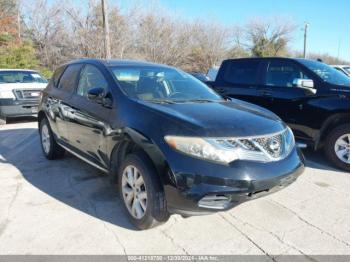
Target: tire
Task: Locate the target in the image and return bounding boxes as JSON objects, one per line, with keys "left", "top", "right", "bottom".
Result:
{"left": 39, "top": 117, "right": 65, "bottom": 160}
{"left": 117, "top": 152, "right": 169, "bottom": 230}
{"left": 325, "top": 124, "right": 350, "bottom": 172}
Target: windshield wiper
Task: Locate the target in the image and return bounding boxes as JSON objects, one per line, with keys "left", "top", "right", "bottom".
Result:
{"left": 186, "top": 99, "right": 219, "bottom": 103}
{"left": 147, "top": 99, "right": 176, "bottom": 104}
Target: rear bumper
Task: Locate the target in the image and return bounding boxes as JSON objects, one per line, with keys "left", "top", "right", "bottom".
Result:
{"left": 165, "top": 147, "right": 305, "bottom": 216}
{"left": 0, "top": 99, "right": 39, "bottom": 118}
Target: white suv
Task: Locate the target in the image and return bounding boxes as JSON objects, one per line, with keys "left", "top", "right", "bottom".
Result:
{"left": 0, "top": 69, "right": 47, "bottom": 124}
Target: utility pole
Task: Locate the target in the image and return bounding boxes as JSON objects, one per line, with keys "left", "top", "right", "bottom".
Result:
{"left": 101, "top": 0, "right": 111, "bottom": 59}
{"left": 17, "top": 0, "right": 21, "bottom": 42}
{"left": 303, "top": 22, "right": 309, "bottom": 58}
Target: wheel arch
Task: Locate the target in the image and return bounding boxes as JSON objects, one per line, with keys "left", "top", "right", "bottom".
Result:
{"left": 109, "top": 127, "right": 168, "bottom": 185}
{"left": 317, "top": 112, "right": 350, "bottom": 149}
{"left": 37, "top": 110, "right": 46, "bottom": 127}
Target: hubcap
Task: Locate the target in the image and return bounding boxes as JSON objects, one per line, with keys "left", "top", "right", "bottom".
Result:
{"left": 121, "top": 165, "right": 147, "bottom": 219}
{"left": 334, "top": 134, "right": 350, "bottom": 164}
{"left": 41, "top": 123, "right": 51, "bottom": 154}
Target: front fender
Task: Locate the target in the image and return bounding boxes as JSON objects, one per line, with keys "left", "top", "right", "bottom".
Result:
{"left": 109, "top": 127, "right": 170, "bottom": 184}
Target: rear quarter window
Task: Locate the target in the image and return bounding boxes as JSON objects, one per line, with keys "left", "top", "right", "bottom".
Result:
{"left": 57, "top": 64, "right": 83, "bottom": 91}
{"left": 52, "top": 66, "right": 66, "bottom": 87}
{"left": 224, "top": 60, "right": 260, "bottom": 85}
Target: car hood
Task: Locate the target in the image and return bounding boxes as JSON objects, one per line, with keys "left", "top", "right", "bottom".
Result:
{"left": 139, "top": 99, "right": 286, "bottom": 137}
{"left": 0, "top": 83, "right": 47, "bottom": 92}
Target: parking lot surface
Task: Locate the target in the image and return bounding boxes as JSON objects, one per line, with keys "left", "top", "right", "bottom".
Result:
{"left": 1, "top": 120, "right": 350, "bottom": 256}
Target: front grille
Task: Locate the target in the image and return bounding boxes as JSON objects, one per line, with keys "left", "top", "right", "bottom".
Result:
{"left": 252, "top": 133, "right": 284, "bottom": 158}
{"left": 14, "top": 89, "right": 41, "bottom": 100}
{"left": 215, "top": 129, "right": 292, "bottom": 162}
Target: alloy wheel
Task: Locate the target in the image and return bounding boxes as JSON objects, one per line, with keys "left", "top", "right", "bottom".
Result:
{"left": 334, "top": 134, "right": 350, "bottom": 164}
{"left": 121, "top": 165, "right": 147, "bottom": 219}
{"left": 41, "top": 123, "right": 51, "bottom": 154}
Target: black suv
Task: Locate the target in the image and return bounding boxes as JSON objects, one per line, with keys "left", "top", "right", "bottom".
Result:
{"left": 209, "top": 58, "right": 350, "bottom": 171}
{"left": 38, "top": 59, "right": 304, "bottom": 229}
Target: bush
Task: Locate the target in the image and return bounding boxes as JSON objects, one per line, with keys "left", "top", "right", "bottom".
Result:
{"left": 0, "top": 41, "right": 52, "bottom": 78}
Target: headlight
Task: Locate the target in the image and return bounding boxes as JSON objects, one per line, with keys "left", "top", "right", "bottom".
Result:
{"left": 165, "top": 128, "right": 295, "bottom": 165}
{"left": 165, "top": 136, "right": 239, "bottom": 164}
{"left": 0, "top": 90, "right": 16, "bottom": 99}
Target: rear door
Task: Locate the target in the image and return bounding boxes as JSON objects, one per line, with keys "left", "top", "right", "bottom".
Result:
{"left": 212, "top": 59, "right": 264, "bottom": 105}
{"left": 45, "top": 64, "right": 82, "bottom": 143}
{"left": 259, "top": 59, "right": 315, "bottom": 140}
{"left": 66, "top": 64, "right": 113, "bottom": 169}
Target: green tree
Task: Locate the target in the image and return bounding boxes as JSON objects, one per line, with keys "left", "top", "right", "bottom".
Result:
{"left": 0, "top": 41, "right": 52, "bottom": 77}
{"left": 246, "top": 19, "right": 294, "bottom": 57}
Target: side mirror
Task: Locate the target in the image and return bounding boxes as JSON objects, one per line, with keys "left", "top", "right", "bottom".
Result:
{"left": 293, "top": 79, "right": 317, "bottom": 95}
{"left": 87, "top": 87, "right": 105, "bottom": 103}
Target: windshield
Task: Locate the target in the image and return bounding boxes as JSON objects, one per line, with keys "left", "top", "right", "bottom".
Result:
{"left": 110, "top": 66, "right": 223, "bottom": 103}
{"left": 0, "top": 71, "right": 47, "bottom": 84}
{"left": 298, "top": 60, "right": 350, "bottom": 86}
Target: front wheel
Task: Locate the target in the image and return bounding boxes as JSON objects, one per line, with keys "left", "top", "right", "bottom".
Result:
{"left": 325, "top": 124, "right": 350, "bottom": 172}
{"left": 39, "top": 118, "right": 65, "bottom": 160}
{"left": 117, "top": 152, "right": 169, "bottom": 230}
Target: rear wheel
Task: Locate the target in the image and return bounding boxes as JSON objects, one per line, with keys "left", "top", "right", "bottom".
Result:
{"left": 117, "top": 152, "right": 169, "bottom": 229}
{"left": 325, "top": 124, "right": 350, "bottom": 172}
{"left": 39, "top": 118, "right": 65, "bottom": 160}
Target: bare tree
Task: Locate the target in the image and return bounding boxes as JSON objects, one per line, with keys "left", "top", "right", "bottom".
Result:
{"left": 185, "top": 21, "right": 230, "bottom": 71}
{"left": 64, "top": 0, "right": 105, "bottom": 58}
{"left": 22, "top": 0, "right": 73, "bottom": 70}
{"left": 244, "top": 17, "right": 295, "bottom": 57}
{"left": 17, "top": 1, "right": 308, "bottom": 75}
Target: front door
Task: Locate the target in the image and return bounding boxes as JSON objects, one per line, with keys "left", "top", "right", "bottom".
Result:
{"left": 259, "top": 59, "right": 317, "bottom": 140}
{"left": 67, "top": 64, "right": 113, "bottom": 169}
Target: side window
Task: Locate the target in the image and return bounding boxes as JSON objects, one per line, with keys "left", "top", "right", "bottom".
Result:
{"left": 77, "top": 65, "right": 108, "bottom": 97}
{"left": 265, "top": 61, "right": 310, "bottom": 87}
{"left": 224, "top": 60, "right": 260, "bottom": 85}
{"left": 57, "top": 64, "right": 82, "bottom": 91}
{"left": 52, "top": 66, "right": 66, "bottom": 87}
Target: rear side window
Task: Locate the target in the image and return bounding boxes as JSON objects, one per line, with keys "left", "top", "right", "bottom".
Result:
{"left": 224, "top": 60, "right": 260, "bottom": 85}
{"left": 57, "top": 64, "right": 82, "bottom": 91}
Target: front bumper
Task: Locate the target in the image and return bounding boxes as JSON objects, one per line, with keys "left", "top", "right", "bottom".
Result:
{"left": 164, "top": 147, "right": 305, "bottom": 216}
{"left": 0, "top": 99, "right": 39, "bottom": 118}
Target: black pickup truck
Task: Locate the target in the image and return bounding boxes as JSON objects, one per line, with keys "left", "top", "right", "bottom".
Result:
{"left": 207, "top": 57, "right": 350, "bottom": 171}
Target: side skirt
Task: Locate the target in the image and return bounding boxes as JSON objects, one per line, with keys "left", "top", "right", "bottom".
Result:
{"left": 57, "top": 142, "right": 109, "bottom": 174}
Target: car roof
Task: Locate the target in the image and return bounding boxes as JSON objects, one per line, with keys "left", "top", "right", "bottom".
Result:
{"left": 222, "top": 57, "right": 310, "bottom": 63}
{"left": 67, "top": 58, "right": 172, "bottom": 69}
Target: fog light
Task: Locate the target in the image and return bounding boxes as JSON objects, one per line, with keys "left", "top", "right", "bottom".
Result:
{"left": 198, "top": 194, "right": 231, "bottom": 210}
